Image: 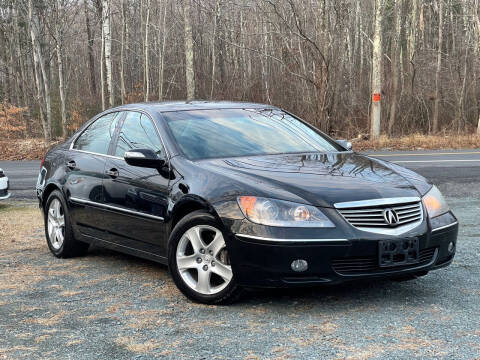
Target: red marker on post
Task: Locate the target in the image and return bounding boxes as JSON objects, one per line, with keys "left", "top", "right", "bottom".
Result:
{"left": 372, "top": 93, "right": 381, "bottom": 102}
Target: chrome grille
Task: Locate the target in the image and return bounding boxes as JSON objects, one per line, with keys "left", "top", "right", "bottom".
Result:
{"left": 334, "top": 197, "right": 424, "bottom": 235}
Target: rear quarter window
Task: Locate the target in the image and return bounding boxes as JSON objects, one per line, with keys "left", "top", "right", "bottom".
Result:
{"left": 73, "top": 112, "right": 121, "bottom": 155}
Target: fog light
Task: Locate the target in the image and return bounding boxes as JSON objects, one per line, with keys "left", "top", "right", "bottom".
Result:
{"left": 448, "top": 242, "right": 455, "bottom": 254}
{"left": 291, "top": 259, "right": 308, "bottom": 272}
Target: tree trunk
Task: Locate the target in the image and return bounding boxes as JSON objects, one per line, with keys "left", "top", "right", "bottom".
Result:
{"left": 120, "top": 0, "right": 127, "bottom": 104}
{"left": 103, "top": 0, "right": 114, "bottom": 107}
{"left": 28, "top": 0, "right": 50, "bottom": 142}
{"left": 100, "top": 21, "right": 105, "bottom": 111}
{"left": 55, "top": 4, "right": 67, "bottom": 138}
{"left": 158, "top": 0, "right": 167, "bottom": 101}
{"left": 84, "top": 0, "right": 96, "bottom": 95}
{"left": 144, "top": 0, "right": 151, "bottom": 101}
{"left": 370, "top": 0, "right": 383, "bottom": 139}
{"left": 183, "top": 0, "right": 195, "bottom": 100}
{"left": 210, "top": 0, "right": 220, "bottom": 99}
{"left": 473, "top": 0, "right": 480, "bottom": 135}
{"left": 433, "top": 0, "right": 444, "bottom": 134}
{"left": 388, "top": 0, "right": 401, "bottom": 136}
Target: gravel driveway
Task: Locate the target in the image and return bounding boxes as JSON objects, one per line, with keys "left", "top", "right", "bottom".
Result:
{"left": 0, "top": 182, "right": 479, "bottom": 359}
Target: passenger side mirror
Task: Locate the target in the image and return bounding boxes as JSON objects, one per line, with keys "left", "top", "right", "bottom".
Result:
{"left": 124, "top": 149, "right": 166, "bottom": 169}
{"left": 337, "top": 139, "right": 353, "bottom": 151}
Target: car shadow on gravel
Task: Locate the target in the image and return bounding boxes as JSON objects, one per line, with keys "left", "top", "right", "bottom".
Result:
{"left": 86, "top": 244, "right": 440, "bottom": 308}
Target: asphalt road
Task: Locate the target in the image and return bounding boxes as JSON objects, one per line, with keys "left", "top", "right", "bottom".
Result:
{"left": 1, "top": 149, "right": 479, "bottom": 199}
{"left": 0, "top": 150, "right": 479, "bottom": 359}
{"left": 0, "top": 160, "right": 40, "bottom": 199}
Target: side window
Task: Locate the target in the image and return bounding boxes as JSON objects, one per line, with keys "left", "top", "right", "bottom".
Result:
{"left": 73, "top": 112, "right": 121, "bottom": 155}
{"left": 114, "top": 112, "right": 165, "bottom": 158}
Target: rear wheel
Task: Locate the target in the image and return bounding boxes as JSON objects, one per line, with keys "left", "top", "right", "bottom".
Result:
{"left": 44, "top": 190, "right": 89, "bottom": 258}
{"left": 168, "top": 211, "right": 242, "bottom": 304}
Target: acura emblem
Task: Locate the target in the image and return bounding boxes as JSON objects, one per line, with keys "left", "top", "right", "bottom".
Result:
{"left": 383, "top": 208, "right": 399, "bottom": 225}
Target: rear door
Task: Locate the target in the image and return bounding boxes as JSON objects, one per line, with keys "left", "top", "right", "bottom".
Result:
{"left": 101, "top": 111, "right": 170, "bottom": 256}
{"left": 67, "top": 111, "right": 123, "bottom": 239}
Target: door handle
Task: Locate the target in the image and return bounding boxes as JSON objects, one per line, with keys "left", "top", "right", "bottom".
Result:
{"left": 66, "top": 160, "right": 76, "bottom": 170}
{"left": 105, "top": 168, "right": 119, "bottom": 178}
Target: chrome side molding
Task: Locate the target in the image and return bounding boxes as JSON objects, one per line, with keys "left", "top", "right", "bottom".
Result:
{"left": 69, "top": 196, "right": 164, "bottom": 221}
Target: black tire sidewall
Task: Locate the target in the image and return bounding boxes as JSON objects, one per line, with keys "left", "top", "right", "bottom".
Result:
{"left": 44, "top": 190, "right": 73, "bottom": 257}
{"left": 168, "top": 210, "right": 241, "bottom": 304}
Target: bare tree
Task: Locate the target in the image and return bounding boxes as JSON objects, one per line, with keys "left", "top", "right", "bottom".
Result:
{"left": 184, "top": 0, "right": 195, "bottom": 100}
{"left": 433, "top": 0, "right": 444, "bottom": 133}
{"left": 54, "top": 0, "right": 67, "bottom": 138}
{"left": 103, "top": 0, "right": 114, "bottom": 107}
{"left": 474, "top": 0, "right": 480, "bottom": 134}
{"left": 158, "top": 0, "right": 167, "bottom": 101}
{"left": 388, "top": 0, "right": 402, "bottom": 136}
{"left": 28, "top": 0, "right": 51, "bottom": 141}
{"left": 120, "top": 0, "right": 127, "bottom": 103}
{"left": 84, "top": 0, "right": 96, "bottom": 95}
{"left": 144, "top": 0, "right": 151, "bottom": 101}
{"left": 1, "top": 0, "right": 480, "bottom": 139}
{"left": 370, "top": 0, "right": 383, "bottom": 139}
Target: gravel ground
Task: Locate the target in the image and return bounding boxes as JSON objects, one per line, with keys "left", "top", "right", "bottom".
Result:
{"left": 0, "top": 182, "right": 479, "bottom": 360}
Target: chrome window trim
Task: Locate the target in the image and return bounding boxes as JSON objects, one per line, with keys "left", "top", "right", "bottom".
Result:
{"left": 68, "top": 147, "right": 124, "bottom": 160}
{"left": 334, "top": 197, "right": 421, "bottom": 209}
{"left": 235, "top": 233, "right": 349, "bottom": 243}
{"left": 431, "top": 221, "right": 458, "bottom": 233}
{"left": 69, "top": 108, "right": 170, "bottom": 160}
{"left": 69, "top": 196, "right": 164, "bottom": 221}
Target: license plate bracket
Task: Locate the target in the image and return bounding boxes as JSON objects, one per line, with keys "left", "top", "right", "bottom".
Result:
{"left": 378, "top": 238, "right": 419, "bottom": 268}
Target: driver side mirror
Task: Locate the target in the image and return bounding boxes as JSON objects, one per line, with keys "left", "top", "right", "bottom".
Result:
{"left": 124, "top": 149, "right": 166, "bottom": 169}
{"left": 337, "top": 139, "right": 353, "bottom": 151}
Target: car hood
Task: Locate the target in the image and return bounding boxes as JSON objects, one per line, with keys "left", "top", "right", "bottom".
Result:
{"left": 199, "top": 152, "right": 431, "bottom": 208}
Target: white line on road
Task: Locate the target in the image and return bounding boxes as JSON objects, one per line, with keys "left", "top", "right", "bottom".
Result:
{"left": 373, "top": 151, "right": 480, "bottom": 157}
{"left": 393, "top": 159, "right": 480, "bottom": 163}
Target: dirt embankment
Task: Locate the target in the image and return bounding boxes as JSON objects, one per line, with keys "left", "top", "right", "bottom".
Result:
{"left": 0, "top": 139, "right": 60, "bottom": 161}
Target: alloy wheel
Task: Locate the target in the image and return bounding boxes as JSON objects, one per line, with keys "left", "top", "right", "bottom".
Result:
{"left": 176, "top": 225, "right": 233, "bottom": 295}
{"left": 47, "top": 198, "right": 65, "bottom": 250}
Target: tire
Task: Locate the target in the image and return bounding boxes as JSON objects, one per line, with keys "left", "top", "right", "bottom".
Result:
{"left": 168, "top": 210, "right": 243, "bottom": 304}
{"left": 44, "top": 190, "right": 89, "bottom": 258}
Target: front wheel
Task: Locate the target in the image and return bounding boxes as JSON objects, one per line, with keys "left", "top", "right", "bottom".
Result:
{"left": 168, "top": 210, "right": 243, "bottom": 304}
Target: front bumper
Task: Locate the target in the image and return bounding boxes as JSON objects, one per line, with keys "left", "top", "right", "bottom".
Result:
{"left": 227, "top": 221, "right": 458, "bottom": 288}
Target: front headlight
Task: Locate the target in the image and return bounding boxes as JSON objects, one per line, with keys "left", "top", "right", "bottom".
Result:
{"left": 422, "top": 185, "right": 449, "bottom": 218}
{"left": 237, "top": 196, "right": 335, "bottom": 227}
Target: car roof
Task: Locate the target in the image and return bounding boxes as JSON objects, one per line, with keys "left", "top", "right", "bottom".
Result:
{"left": 110, "top": 100, "right": 278, "bottom": 113}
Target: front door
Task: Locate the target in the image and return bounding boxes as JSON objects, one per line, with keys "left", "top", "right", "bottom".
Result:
{"left": 101, "top": 111, "right": 170, "bottom": 256}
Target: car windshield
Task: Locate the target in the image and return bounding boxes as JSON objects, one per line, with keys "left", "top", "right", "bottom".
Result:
{"left": 164, "top": 109, "right": 342, "bottom": 160}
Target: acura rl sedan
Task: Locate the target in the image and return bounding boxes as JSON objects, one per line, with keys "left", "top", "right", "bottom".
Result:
{"left": 36, "top": 101, "right": 458, "bottom": 304}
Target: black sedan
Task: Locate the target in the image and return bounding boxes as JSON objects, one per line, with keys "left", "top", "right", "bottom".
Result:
{"left": 36, "top": 101, "right": 458, "bottom": 304}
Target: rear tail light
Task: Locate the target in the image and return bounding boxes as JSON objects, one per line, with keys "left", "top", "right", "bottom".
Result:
{"left": 40, "top": 156, "right": 46, "bottom": 168}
